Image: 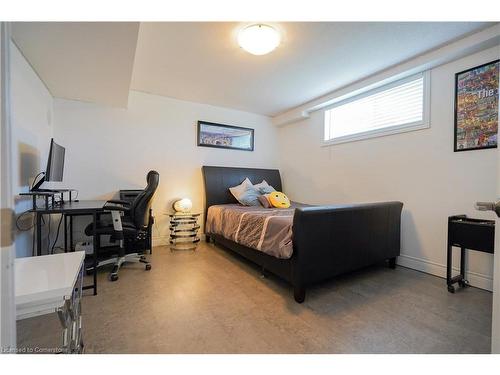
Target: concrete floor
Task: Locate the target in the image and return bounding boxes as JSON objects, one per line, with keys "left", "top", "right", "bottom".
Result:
{"left": 17, "top": 242, "right": 492, "bottom": 353}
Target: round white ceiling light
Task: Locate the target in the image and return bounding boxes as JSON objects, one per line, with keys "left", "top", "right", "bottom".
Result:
{"left": 237, "top": 24, "right": 281, "bottom": 56}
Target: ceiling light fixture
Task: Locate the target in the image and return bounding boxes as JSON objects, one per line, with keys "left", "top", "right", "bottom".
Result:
{"left": 237, "top": 24, "right": 281, "bottom": 56}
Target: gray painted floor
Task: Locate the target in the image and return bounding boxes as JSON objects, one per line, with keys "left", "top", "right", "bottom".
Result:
{"left": 17, "top": 242, "right": 492, "bottom": 353}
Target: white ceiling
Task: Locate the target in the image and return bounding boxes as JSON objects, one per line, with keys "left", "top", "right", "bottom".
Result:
{"left": 12, "top": 22, "right": 139, "bottom": 107}
{"left": 12, "top": 22, "right": 495, "bottom": 115}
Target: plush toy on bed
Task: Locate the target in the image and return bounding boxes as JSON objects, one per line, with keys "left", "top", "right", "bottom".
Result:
{"left": 268, "top": 191, "right": 291, "bottom": 208}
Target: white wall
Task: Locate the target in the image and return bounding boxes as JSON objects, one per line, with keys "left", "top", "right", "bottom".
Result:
{"left": 277, "top": 46, "right": 499, "bottom": 290}
{"left": 53, "top": 91, "right": 278, "bottom": 245}
{"left": 10, "top": 41, "right": 54, "bottom": 258}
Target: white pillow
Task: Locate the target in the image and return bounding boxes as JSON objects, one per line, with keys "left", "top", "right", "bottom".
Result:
{"left": 229, "top": 178, "right": 260, "bottom": 206}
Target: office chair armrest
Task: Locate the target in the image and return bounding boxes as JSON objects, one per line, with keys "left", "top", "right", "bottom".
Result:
{"left": 107, "top": 199, "right": 131, "bottom": 206}
{"left": 103, "top": 203, "right": 130, "bottom": 212}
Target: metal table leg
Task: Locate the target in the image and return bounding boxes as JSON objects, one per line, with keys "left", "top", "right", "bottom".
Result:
{"left": 459, "top": 247, "right": 469, "bottom": 288}
{"left": 447, "top": 243, "right": 454, "bottom": 293}
{"left": 36, "top": 213, "right": 42, "bottom": 256}
{"left": 64, "top": 214, "right": 68, "bottom": 252}
{"left": 81, "top": 212, "right": 98, "bottom": 295}
{"left": 92, "top": 212, "right": 97, "bottom": 295}
{"left": 69, "top": 215, "right": 74, "bottom": 251}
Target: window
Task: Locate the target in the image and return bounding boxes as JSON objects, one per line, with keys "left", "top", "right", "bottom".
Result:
{"left": 324, "top": 72, "right": 429, "bottom": 145}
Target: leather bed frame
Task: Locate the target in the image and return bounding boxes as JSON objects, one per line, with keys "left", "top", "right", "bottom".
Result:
{"left": 202, "top": 165, "right": 403, "bottom": 303}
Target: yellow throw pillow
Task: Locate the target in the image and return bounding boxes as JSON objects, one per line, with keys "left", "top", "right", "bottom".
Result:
{"left": 269, "top": 191, "right": 290, "bottom": 208}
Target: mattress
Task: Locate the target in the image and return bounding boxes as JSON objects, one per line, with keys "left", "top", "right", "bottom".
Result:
{"left": 206, "top": 204, "right": 303, "bottom": 259}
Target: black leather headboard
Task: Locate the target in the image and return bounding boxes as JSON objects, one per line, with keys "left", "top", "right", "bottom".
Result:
{"left": 202, "top": 166, "right": 282, "bottom": 214}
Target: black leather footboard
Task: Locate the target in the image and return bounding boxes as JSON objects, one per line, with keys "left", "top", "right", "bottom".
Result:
{"left": 290, "top": 201, "right": 403, "bottom": 300}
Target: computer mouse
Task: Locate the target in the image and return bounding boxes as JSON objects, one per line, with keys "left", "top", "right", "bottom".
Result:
{"left": 74, "top": 199, "right": 80, "bottom": 202}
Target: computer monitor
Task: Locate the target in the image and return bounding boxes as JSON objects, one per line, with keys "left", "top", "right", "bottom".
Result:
{"left": 31, "top": 138, "right": 65, "bottom": 191}
{"left": 46, "top": 138, "right": 65, "bottom": 182}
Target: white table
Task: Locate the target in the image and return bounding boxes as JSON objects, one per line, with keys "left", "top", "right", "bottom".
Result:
{"left": 15, "top": 251, "right": 85, "bottom": 319}
{"left": 15, "top": 251, "right": 85, "bottom": 353}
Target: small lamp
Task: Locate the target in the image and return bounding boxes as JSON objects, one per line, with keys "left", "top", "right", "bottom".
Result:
{"left": 173, "top": 198, "right": 192, "bottom": 213}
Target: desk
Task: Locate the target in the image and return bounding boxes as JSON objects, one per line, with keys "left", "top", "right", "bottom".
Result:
{"left": 16, "top": 252, "right": 85, "bottom": 353}
{"left": 31, "top": 200, "right": 106, "bottom": 295}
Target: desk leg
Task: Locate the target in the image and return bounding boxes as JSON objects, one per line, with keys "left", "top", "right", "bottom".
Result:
{"left": 64, "top": 214, "right": 68, "bottom": 252}
{"left": 92, "top": 212, "right": 98, "bottom": 295}
{"left": 36, "top": 213, "right": 42, "bottom": 256}
{"left": 69, "top": 215, "right": 74, "bottom": 251}
{"left": 96, "top": 212, "right": 101, "bottom": 252}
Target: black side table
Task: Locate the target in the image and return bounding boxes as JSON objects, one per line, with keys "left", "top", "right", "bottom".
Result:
{"left": 447, "top": 215, "right": 495, "bottom": 293}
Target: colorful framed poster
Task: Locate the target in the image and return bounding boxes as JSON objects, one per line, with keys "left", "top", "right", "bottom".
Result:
{"left": 454, "top": 59, "right": 499, "bottom": 152}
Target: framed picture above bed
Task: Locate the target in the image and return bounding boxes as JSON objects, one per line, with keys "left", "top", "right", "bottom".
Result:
{"left": 197, "top": 121, "right": 254, "bottom": 151}
{"left": 454, "top": 59, "right": 499, "bottom": 152}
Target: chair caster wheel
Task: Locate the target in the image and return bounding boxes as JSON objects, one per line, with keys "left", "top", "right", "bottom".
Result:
{"left": 110, "top": 274, "right": 118, "bottom": 282}
{"left": 145, "top": 264, "right": 152, "bottom": 271}
{"left": 447, "top": 285, "right": 455, "bottom": 293}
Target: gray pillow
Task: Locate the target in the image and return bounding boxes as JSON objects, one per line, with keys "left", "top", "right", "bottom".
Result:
{"left": 253, "top": 180, "right": 276, "bottom": 194}
{"left": 237, "top": 187, "right": 261, "bottom": 206}
{"left": 229, "top": 178, "right": 260, "bottom": 206}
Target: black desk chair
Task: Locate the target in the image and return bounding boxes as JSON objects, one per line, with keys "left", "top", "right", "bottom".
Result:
{"left": 85, "top": 170, "right": 159, "bottom": 281}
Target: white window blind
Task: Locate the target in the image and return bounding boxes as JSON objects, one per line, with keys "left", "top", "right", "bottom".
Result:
{"left": 324, "top": 73, "right": 428, "bottom": 144}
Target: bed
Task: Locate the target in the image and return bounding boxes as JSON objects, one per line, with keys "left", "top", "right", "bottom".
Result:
{"left": 202, "top": 165, "right": 403, "bottom": 303}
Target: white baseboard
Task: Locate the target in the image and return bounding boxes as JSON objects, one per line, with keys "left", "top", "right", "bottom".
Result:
{"left": 397, "top": 253, "right": 493, "bottom": 292}
{"left": 152, "top": 236, "right": 169, "bottom": 247}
